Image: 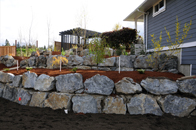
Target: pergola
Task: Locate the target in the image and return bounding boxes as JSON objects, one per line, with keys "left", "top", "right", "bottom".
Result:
{"left": 59, "top": 27, "right": 101, "bottom": 51}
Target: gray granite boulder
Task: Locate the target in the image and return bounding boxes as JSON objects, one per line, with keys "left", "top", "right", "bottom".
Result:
{"left": 34, "top": 74, "right": 55, "bottom": 91}
{"left": 46, "top": 55, "right": 67, "bottom": 69}
{"left": 140, "top": 78, "right": 178, "bottom": 95}
{"left": 81, "top": 49, "right": 89, "bottom": 56}
{"left": 1, "top": 55, "right": 16, "bottom": 67}
{"left": 67, "top": 55, "right": 83, "bottom": 66}
{"left": 0, "top": 83, "right": 5, "bottom": 97}
{"left": 29, "top": 92, "right": 49, "bottom": 107}
{"left": 116, "top": 55, "right": 135, "bottom": 68}
{"left": 158, "top": 53, "right": 178, "bottom": 70}
{"left": 177, "top": 79, "right": 196, "bottom": 97}
{"left": 22, "top": 71, "right": 37, "bottom": 89}
{"left": 2, "top": 83, "right": 18, "bottom": 102}
{"left": 115, "top": 77, "right": 142, "bottom": 94}
{"left": 36, "top": 55, "right": 47, "bottom": 67}
{"left": 115, "top": 67, "right": 134, "bottom": 71}
{"left": 103, "top": 96, "right": 126, "bottom": 114}
{"left": 13, "top": 75, "right": 22, "bottom": 87}
{"left": 0, "top": 71, "right": 14, "bottom": 83}
{"left": 84, "top": 74, "right": 114, "bottom": 95}
{"left": 134, "top": 55, "right": 153, "bottom": 69}
{"left": 17, "top": 88, "right": 32, "bottom": 105}
{"left": 157, "top": 95, "right": 196, "bottom": 117}
{"left": 127, "top": 94, "right": 163, "bottom": 116}
{"left": 28, "top": 57, "right": 36, "bottom": 67}
{"left": 98, "top": 57, "right": 116, "bottom": 67}
{"left": 75, "top": 66, "right": 91, "bottom": 70}
{"left": 83, "top": 54, "right": 97, "bottom": 66}
{"left": 72, "top": 94, "right": 104, "bottom": 114}
{"left": 20, "top": 59, "right": 28, "bottom": 68}
{"left": 97, "top": 67, "right": 111, "bottom": 71}
{"left": 44, "top": 92, "right": 72, "bottom": 110}
{"left": 55, "top": 73, "right": 83, "bottom": 93}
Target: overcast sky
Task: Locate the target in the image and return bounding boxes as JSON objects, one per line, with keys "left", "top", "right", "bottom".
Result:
{"left": 0, "top": 0, "right": 144, "bottom": 47}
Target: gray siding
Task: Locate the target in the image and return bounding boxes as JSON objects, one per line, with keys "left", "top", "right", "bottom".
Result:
{"left": 145, "top": 0, "right": 196, "bottom": 49}
{"left": 182, "top": 47, "right": 196, "bottom": 75}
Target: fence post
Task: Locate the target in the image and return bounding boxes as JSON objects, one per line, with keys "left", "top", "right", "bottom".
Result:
{"left": 15, "top": 40, "right": 17, "bottom": 56}
{"left": 36, "top": 40, "right": 38, "bottom": 48}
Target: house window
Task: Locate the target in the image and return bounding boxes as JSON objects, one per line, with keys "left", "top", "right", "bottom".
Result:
{"left": 153, "top": 0, "right": 166, "bottom": 17}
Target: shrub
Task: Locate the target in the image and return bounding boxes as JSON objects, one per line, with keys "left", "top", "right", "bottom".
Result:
{"left": 26, "top": 67, "right": 33, "bottom": 71}
{"left": 3, "top": 68, "right": 10, "bottom": 71}
{"left": 52, "top": 56, "right": 68, "bottom": 66}
{"left": 101, "top": 27, "right": 137, "bottom": 50}
{"left": 70, "top": 67, "right": 77, "bottom": 73}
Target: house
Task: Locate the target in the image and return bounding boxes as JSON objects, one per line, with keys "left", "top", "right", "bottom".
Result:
{"left": 124, "top": 0, "right": 196, "bottom": 76}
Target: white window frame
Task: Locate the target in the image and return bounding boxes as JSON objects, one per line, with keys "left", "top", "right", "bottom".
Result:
{"left": 153, "top": 0, "right": 166, "bottom": 17}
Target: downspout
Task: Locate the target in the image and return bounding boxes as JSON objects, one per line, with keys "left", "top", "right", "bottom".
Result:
{"left": 145, "top": 12, "right": 149, "bottom": 52}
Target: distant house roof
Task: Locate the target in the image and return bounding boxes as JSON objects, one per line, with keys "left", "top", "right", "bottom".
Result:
{"left": 124, "top": 0, "right": 160, "bottom": 22}
{"left": 59, "top": 27, "right": 101, "bottom": 38}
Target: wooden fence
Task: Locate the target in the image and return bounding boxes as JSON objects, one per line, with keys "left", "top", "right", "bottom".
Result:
{"left": 0, "top": 46, "right": 16, "bottom": 57}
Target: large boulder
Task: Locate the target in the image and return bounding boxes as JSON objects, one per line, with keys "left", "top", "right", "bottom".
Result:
{"left": 46, "top": 55, "right": 67, "bottom": 69}
{"left": 55, "top": 73, "right": 83, "bottom": 93}
{"left": 158, "top": 53, "right": 178, "bottom": 70}
{"left": 0, "top": 71, "right": 14, "bottom": 83}
{"left": 28, "top": 57, "right": 36, "bottom": 67}
{"left": 84, "top": 74, "right": 114, "bottom": 95}
{"left": 115, "top": 67, "right": 134, "bottom": 71}
{"left": 22, "top": 71, "right": 37, "bottom": 89}
{"left": 134, "top": 55, "right": 153, "bottom": 69}
{"left": 34, "top": 74, "right": 55, "bottom": 91}
{"left": 72, "top": 94, "right": 104, "bottom": 114}
{"left": 104, "top": 47, "right": 113, "bottom": 56}
{"left": 29, "top": 92, "right": 49, "bottom": 107}
{"left": 44, "top": 92, "right": 72, "bottom": 110}
{"left": 115, "top": 77, "right": 142, "bottom": 94}
{"left": 16, "top": 88, "right": 32, "bottom": 105}
{"left": 98, "top": 57, "right": 116, "bottom": 67}
{"left": 67, "top": 55, "right": 83, "bottom": 66}
{"left": 116, "top": 55, "right": 135, "bottom": 68}
{"left": 103, "top": 96, "right": 126, "bottom": 114}
{"left": 2, "top": 83, "right": 18, "bottom": 102}
{"left": 80, "top": 49, "right": 89, "bottom": 56}
{"left": 127, "top": 94, "right": 163, "bottom": 116}
{"left": 20, "top": 59, "right": 28, "bottom": 68}
{"left": 157, "top": 95, "right": 196, "bottom": 117}
{"left": 177, "top": 79, "right": 196, "bottom": 97}
{"left": 0, "top": 83, "right": 5, "bottom": 97}
{"left": 1, "top": 55, "right": 16, "bottom": 67}
{"left": 13, "top": 75, "right": 22, "bottom": 87}
{"left": 83, "top": 54, "right": 97, "bottom": 66}
{"left": 75, "top": 66, "right": 91, "bottom": 70}
{"left": 36, "top": 55, "right": 47, "bottom": 67}
{"left": 140, "top": 78, "right": 178, "bottom": 95}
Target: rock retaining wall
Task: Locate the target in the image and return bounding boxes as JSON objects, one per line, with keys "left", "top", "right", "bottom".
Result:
{"left": 0, "top": 71, "right": 196, "bottom": 117}
{"left": 18, "top": 53, "right": 179, "bottom": 74}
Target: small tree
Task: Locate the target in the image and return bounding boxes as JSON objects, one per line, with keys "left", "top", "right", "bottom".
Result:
{"left": 5, "top": 39, "right": 10, "bottom": 46}
{"left": 147, "top": 16, "right": 192, "bottom": 71}
{"left": 89, "top": 37, "right": 110, "bottom": 66}
{"left": 146, "top": 32, "right": 164, "bottom": 70}
{"left": 159, "top": 16, "right": 192, "bottom": 70}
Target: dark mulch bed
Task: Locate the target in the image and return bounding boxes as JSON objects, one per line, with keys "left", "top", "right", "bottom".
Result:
{"left": 0, "top": 98, "right": 196, "bottom": 130}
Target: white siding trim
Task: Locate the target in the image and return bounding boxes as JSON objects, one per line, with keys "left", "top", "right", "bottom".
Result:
{"left": 147, "top": 41, "right": 196, "bottom": 52}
